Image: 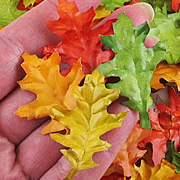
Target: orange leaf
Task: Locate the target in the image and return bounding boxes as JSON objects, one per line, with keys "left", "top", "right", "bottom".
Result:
{"left": 40, "top": 119, "right": 65, "bottom": 135}
{"left": 151, "top": 62, "right": 180, "bottom": 91}
{"left": 16, "top": 51, "right": 84, "bottom": 134}
{"left": 0, "top": 27, "right": 3, "bottom": 30}
{"left": 105, "top": 122, "right": 151, "bottom": 177}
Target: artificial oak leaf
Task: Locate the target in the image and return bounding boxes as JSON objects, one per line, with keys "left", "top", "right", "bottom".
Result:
{"left": 101, "top": 173, "right": 125, "bottom": 180}
{"left": 139, "top": 109, "right": 171, "bottom": 166}
{"left": 131, "top": 159, "right": 180, "bottom": 180}
{"left": 166, "top": 141, "right": 180, "bottom": 173}
{"left": 16, "top": 51, "right": 84, "bottom": 134}
{"left": 23, "top": 0, "right": 36, "bottom": 7}
{"left": 140, "top": 87, "right": 180, "bottom": 165}
{"left": 151, "top": 62, "right": 180, "bottom": 91}
{"left": 42, "top": 0, "right": 114, "bottom": 74}
{"left": 140, "top": 0, "right": 173, "bottom": 12}
{"left": 0, "top": 0, "right": 27, "bottom": 27}
{"left": 105, "top": 122, "right": 151, "bottom": 177}
{"left": 156, "top": 86, "right": 180, "bottom": 149}
{"left": 172, "top": 0, "right": 180, "bottom": 12}
{"left": 18, "top": 0, "right": 43, "bottom": 10}
{"left": 50, "top": 70, "right": 127, "bottom": 180}
{"left": 101, "top": 0, "right": 131, "bottom": 11}
{"left": 94, "top": 6, "right": 111, "bottom": 20}
{"left": 97, "top": 14, "right": 166, "bottom": 129}
{"left": 149, "top": 8, "right": 180, "bottom": 64}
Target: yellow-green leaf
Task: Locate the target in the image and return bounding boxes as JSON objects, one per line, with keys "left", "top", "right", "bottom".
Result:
{"left": 16, "top": 52, "right": 84, "bottom": 134}
{"left": 94, "top": 6, "right": 111, "bottom": 20}
{"left": 50, "top": 70, "right": 127, "bottom": 180}
{"left": 23, "top": 0, "right": 36, "bottom": 7}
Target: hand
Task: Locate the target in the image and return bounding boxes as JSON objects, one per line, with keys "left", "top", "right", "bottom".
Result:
{"left": 0, "top": 0, "right": 153, "bottom": 179}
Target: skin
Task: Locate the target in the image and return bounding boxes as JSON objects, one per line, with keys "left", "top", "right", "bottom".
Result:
{"left": 0, "top": 0, "right": 154, "bottom": 179}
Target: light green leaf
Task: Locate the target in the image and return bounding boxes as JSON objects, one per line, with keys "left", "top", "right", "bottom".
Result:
{"left": 0, "top": 0, "right": 27, "bottom": 27}
{"left": 149, "top": 8, "right": 180, "bottom": 64}
{"left": 97, "top": 14, "right": 166, "bottom": 129}
{"left": 101, "top": 0, "right": 130, "bottom": 11}
{"left": 50, "top": 70, "right": 127, "bottom": 180}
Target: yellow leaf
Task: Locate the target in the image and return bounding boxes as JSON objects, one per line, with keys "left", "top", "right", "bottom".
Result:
{"left": 50, "top": 70, "right": 127, "bottom": 180}
{"left": 16, "top": 52, "right": 84, "bottom": 134}
{"left": 151, "top": 62, "right": 180, "bottom": 90}
{"left": 131, "top": 159, "right": 180, "bottom": 180}
{"left": 94, "top": 6, "right": 111, "bottom": 20}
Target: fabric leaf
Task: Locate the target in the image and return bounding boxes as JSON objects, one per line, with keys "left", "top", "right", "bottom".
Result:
{"left": 172, "top": 0, "right": 180, "bottom": 12}
{"left": 94, "top": 6, "right": 111, "bottom": 20}
{"left": 16, "top": 52, "right": 84, "bottom": 134}
{"left": 101, "top": 0, "right": 131, "bottom": 11}
{"left": 141, "top": 0, "right": 173, "bottom": 12}
{"left": 0, "top": 0, "right": 27, "bottom": 27}
{"left": 140, "top": 87, "right": 180, "bottom": 165}
{"left": 131, "top": 159, "right": 180, "bottom": 180}
{"left": 151, "top": 62, "right": 180, "bottom": 91}
{"left": 149, "top": 8, "right": 180, "bottom": 64}
{"left": 97, "top": 14, "right": 166, "bottom": 129}
{"left": 166, "top": 141, "right": 180, "bottom": 173}
{"left": 23, "top": 0, "right": 36, "bottom": 7}
{"left": 105, "top": 122, "right": 151, "bottom": 177}
{"left": 42, "top": 0, "right": 114, "bottom": 74}
{"left": 50, "top": 70, "right": 127, "bottom": 180}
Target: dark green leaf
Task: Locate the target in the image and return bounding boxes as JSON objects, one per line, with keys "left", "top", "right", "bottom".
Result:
{"left": 166, "top": 141, "right": 180, "bottom": 173}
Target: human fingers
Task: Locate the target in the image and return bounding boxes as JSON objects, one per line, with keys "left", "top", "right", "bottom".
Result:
{"left": 0, "top": 0, "right": 59, "bottom": 100}
{"left": 15, "top": 121, "right": 64, "bottom": 180}
{"left": 0, "top": 88, "right": 46, "bottom": 145}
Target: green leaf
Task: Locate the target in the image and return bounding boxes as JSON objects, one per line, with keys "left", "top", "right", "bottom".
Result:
{"left": 96, "top": 14, "right": 166, "bottom": 129}
{"left": 0, "top": 0, "right": 27, "bottom": 27}
{"left": 101, "top": 0, "right": 130, "bottom": 11}
{"left": 50, "top": 70, "right": 127, "bottom": 180}
{"left": 165, "top": 141, "right": 180, "bottom": 173}
{"left": 149, "top": 8, "right": 180, "bottom": 64}
{"left": 141, "top": 0, "right": 173, "bottom": 12}
{"left": 23, "top": 0, "right": 36, "bottom": 8}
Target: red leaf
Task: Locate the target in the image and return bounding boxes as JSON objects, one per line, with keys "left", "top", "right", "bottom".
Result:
{"left": 41, "top": 0, "right": 114, "bottom": 74}
{"left": 172, "top": 0, "right": 180, "bottom": 12}
{"left": 101, "top": 173, "right": 124, "bottom": 180}
{"left": 141, "top": 86, "right": 180, "bottom": 165}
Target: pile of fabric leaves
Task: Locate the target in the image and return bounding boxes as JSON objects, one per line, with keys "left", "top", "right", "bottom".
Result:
{"left": 1, "top": 0, "right": 180, "bottom": 179}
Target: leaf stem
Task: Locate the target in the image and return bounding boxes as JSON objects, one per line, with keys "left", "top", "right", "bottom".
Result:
{"left": 140, "top": 111, "right": 151, "bottom": 129}
{"left": 64, "top": 168, "right": 78, "bottom": 180}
